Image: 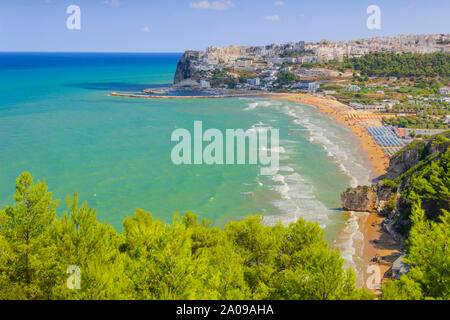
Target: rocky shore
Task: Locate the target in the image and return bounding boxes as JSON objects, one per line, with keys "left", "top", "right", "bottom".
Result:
{"left": 342, "top": 132, "right": 450, "bottom": 227}
{"left": 341, "top": 132, "right": 450, "bottom": 294}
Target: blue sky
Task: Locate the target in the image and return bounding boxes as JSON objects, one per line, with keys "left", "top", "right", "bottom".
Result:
{"left": 0, "top": 0, "right": 448, "bottom": 52}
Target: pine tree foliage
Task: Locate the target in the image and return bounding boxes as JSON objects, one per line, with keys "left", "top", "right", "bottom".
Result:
{"left": 0, "top": 172, "right": 371, "bottom": 300}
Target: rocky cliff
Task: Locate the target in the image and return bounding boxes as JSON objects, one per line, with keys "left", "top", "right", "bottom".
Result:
{"left": 173, "top": 51, "right": 203, "bottom": 85}
{"left": 382, "top": 134, "right": 450, "bottom": 181}
{"left": 341, "top": 181, "right": 396, "bottom": 212}
{"left": 341, "top": 132, "right": 449, "bottom": 237}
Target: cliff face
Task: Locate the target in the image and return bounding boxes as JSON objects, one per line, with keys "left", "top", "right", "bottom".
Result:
{"left": 173, "top": 51, "right": 203, "bottom": 84}
{"left": 341, "top": 132, "right": 449, "bottom": 238}
{"left": 341, "top": 182, "right": 395, "bottom": 212}
{"left": 382, "top": 137, "right": 450, "bottom": 180}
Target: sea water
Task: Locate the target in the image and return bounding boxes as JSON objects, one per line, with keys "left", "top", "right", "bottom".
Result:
{"left": 0, "top": 53, "right": 372, "bottom": 275}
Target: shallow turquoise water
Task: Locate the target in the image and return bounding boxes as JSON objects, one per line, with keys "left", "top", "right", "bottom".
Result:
{"left": 0, "top": 53, "right": 371, "bottom": 243}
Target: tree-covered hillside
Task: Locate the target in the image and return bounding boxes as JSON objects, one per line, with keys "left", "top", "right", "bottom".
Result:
{"left": 382, "top": 201, "right": 449, "bottom": 300}
{"left": 0, "top": 172, "right": 371, "bottom": 300}
{"left": 378, "top": 136, "right": 449, "bottom": 299}
{"left": 343, "top": 52, "right": 450, "bottom": 78}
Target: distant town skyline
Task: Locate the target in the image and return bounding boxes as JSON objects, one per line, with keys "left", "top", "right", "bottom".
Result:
{"left": 0, "top": 0, "right": 449, "bottom": 52}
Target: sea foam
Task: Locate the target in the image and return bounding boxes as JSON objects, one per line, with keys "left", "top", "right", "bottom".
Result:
{"left": 281, "top": 103, "right": 370, "bottom": 188}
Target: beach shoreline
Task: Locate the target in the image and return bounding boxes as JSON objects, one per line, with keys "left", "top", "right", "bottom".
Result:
{"left": 275, "top": 93, "right": 388, "bottom": 177}
{"left": 275, "top": 93, "right": 403, "bottom": 296}
{"left": 110, "top": 90, "right": 402, "bottom": 294}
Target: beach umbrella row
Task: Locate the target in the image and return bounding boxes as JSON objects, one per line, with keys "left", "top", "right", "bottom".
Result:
{"left": 346, "top": 113, "right": 384, "bottom": 120}
{"left": 365, "top": 126, "right": 408, "bottom": 148}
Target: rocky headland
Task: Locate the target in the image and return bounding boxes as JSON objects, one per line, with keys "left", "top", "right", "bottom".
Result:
{"left": 342, "top": 132, "right": 450, "bottom": 240}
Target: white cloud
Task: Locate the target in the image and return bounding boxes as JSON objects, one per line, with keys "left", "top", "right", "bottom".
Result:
{"left": 103, "top": 0, "right": 121, "bottom": 7}
{"left": 189, "top": 1, "right": 235, "bottom": 11}
{"left": 265, "top": 15, "right": 280, "bottom": 21}
{"left": 274, "top": 1, "right": 285, "bottom": 6}
{"left": 142, "top": 26, "right": 150, "bottom": 33}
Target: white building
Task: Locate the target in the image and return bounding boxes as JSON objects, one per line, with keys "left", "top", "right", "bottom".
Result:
{"left": 293, "top": 82, "right": 320, "bottom": 93}
{"left": 347, "top": 84, "right": 361, "bottom": 92}
{"left": 247, "top": 77, "right": 261, "bottom": 86}
{"left": 200, "top": 80, "right": 211, "bottom": 88}
{"left": 308, "top": 82, "right": 320, "bottom": 93}
{"left": 237, "top": 60, "right": 252, "bottom": 68}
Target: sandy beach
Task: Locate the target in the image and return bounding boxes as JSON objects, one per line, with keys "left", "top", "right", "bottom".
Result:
{"left": 361, "top": 212, "right": 403, "bottom": 296}
{"left": 276, "top": 93, "right": 389, "bottom": 177}
{"left": 276, "top": 93, "right": 402, "bottom": 296}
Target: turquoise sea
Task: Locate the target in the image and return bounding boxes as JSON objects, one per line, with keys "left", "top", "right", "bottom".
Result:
{"left": 0, "top": 53, "right": 371, "bottom": 260}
